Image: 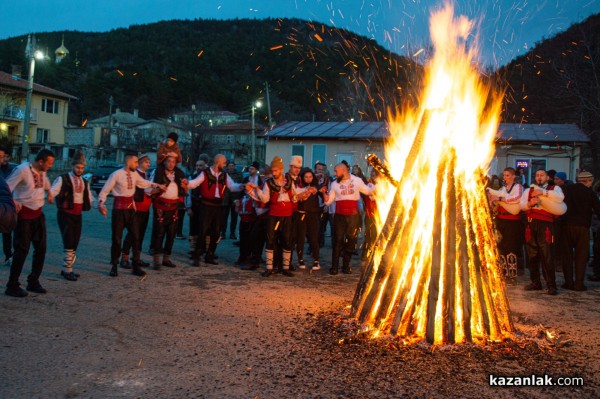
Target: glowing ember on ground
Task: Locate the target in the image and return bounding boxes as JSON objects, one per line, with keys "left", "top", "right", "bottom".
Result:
{"left": 352, "top": 3, "right": 514, "bottom": 345}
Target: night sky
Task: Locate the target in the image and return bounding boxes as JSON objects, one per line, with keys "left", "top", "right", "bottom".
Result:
{"left": 3, "top": 0, "right": 599, "bottom": 66}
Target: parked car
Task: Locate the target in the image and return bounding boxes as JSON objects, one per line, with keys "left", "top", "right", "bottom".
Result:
{"left": 84, "top": 165, "right": 121, "bottom": 194}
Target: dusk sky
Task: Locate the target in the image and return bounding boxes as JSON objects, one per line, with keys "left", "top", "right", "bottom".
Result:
{"left": 3, "top": 0, "right": 599, "bottom": 66}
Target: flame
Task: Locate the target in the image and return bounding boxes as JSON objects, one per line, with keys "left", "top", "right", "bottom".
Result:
{"left": 352, "top": 3, "right": 513, "bottom": 345}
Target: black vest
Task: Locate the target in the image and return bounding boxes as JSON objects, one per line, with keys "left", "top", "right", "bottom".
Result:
{"left": 153, "top": 165, "right": 186, "bottom": 197}
{"left": 56, "top": 173, "right": 91, "bottom": 211}
{"left": 133, "top": 170, "right": 148, "bottom": 202}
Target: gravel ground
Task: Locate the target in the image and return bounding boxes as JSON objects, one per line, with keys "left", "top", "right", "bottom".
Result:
{"left": 0, "top": 204, "right": 599, "bottom": 398}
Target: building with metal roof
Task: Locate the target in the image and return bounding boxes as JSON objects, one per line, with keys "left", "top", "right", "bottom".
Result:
{"left": 265, "top": 121, "right": 589, "bottom": 184}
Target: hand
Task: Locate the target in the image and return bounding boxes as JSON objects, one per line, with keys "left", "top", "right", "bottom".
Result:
{"left": 99, "top": 204, "right": 108, "bottom": 218}
{"left": 308, "top": 187, "right": 317, "bottom": 194}
{"left": 246, "top": 182, "right": 257, "bottom": 191}
{"left": 14, "top": 201, "right": 22, "bottom": 213}
{"left": 323, "top": 193, "right": 329, "bottom": 203}
{"left": 157, "top": 184, "right": 168, "bottom": 191}
{"left": 186, "top": 208, "right": 193, "bottom": 217}
{"left": 528, "top": 197, "right": 539, "bottom": 208}
{"left": 531, "top": 188, "right": 544, "bottom": 197}
{"left": 47, "top": 193, "right": 54, "bottom": 204}
{"left": 319, "top": 186, "right": 328, "bottom": 194}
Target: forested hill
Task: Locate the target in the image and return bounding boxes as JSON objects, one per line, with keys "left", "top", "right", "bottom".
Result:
{"left": 499, "top": 13, "right": 600, "bottom": 169}
{"left": 0, "top": 18, "right": 419, "bottom": 125}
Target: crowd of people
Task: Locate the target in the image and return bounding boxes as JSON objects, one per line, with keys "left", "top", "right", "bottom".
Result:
{"left": 0, "top": 134, "right": 379, "bottom": 297}
{"left": 486, "top": 167, "right": 600, "bottom": 295}
{"left": 2, "top": 135, "right": 600, "bottom": 298}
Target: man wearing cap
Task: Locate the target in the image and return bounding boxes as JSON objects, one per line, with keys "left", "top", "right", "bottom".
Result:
{"left": 323, "top": 163, "right": 375, "bottom": 275}
{"left": 519, "top": 169, "right": 565, "bottom": 295}
{"left": 148, "top": 154, "right": 188, "bottom": 269}
{"left": 246, "top": 156, "right": 314, "bottom": 277}
{"left": 561, "top": 170, "right": 600, "bottom": 291}
{"left": 287, "top": 155, "right": 304, "bottom": 269}
{"left": 235, "top": 162, "right": 263, "bottom": 266}
{"left": 187, "top": 154, "right": 247, "bottom": 266}
{"left": 5, "top": 149, "right": 54, "bottom": 297}
{"left": 120, "top": 153, "right": 156, "bottom": 270}
{"left": 50, "top": 151, "right": 97, "bottom": 281}
{"left": 98, "top": 154, "right": 166, "bottom": 277}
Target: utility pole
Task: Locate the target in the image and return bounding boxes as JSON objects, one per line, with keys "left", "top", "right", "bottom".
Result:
{"left": 264, "top": 81, "right": 274, "bottom": 128}
{"left": 21, "top": 35, "right": 37, "bottom": 160}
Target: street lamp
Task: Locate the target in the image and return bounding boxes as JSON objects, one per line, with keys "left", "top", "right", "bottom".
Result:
{"left": 250, "top": 100, "right": 262, "bottom": 162}
{"left": 21, "top": 34, "right": 46, "bottom": 160}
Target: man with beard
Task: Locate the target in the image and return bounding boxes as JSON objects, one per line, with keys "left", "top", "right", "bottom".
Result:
{"left": 246, "top": 157, "right": 314, "bottom": 277}
{"left": 187, "top": 154, "right": 246, "bottom": 266}
{"left": 520, "top": 169, "right": 566, "bottom": 295}
{"left": 148, "top": 154, "right": 188, "bottom": 269}
{"left": 98, "top": 154, "right": 166, "bottom": 277}
{"left": 50, "top": 151, "right": 96, "bottom": 281}
{"left": 486, "top": 167, "right": 524, "bottom": 280}
{"left": 323, "top": 163, "right": 375, "bottom": 275}
{"left": 186, "top": 157, "right": 208, "bottom": 257}
{"left": 561, "top": 171, "right": 600, "bottom": 291}
{"left": 287, "top": 155, "right": 303, "bottom": 269}
{"left": 0, "top": 145, "right": 15, "bottom": 265}
{"left": 5, "top": 149, "right": 54, "bottom": 297}
{"left": 221, "top": 161, "right": 243, "bottom": 240}
{"left": 120, "top": 153, "right": 157, "bottom": 270}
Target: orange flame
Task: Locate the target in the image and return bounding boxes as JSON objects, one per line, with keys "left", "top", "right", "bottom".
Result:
{"left": 352, "top": 3, "right": 513, "bottom": 345}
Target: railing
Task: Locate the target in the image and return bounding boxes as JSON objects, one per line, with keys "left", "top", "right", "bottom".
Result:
{"left": 2, "top": 105, "right": 37, "bottom": 121}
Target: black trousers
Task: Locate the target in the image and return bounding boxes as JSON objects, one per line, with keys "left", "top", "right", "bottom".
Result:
{"left": 238, "top": 219, "right": 256, "bottom": 261}
{"left": 266, "top": 215, "right": 292, "bottom": 251}
{"left": 122, "top": 210, "right": 150, "bottom": 258}
{"left": 332, "top": 213, "right": 361, "bottom": 271}
{"left": 290, "top": 211, "right": 305, "bottom": 263}
{"left": 593, "top": 229, "right": 600, "bottom": 277}
{"left": 563, "top": 224, "right": 590, "bottom": 289}
{"left": 189, "top": 200, "right": 203, "bottom": 237}
{"left": 525, "top": 219, "right": 556, "bottom": 289}
{"left": 194, "top": 204, "right": 222, "bottom": 259}
{"left": 176, "top": 208, "right": 186, "bottom": 235}
{"left": 496, "top": 218, "right": 524, "bottom": 257}
{"left": 151, "top": 208, "right": 177, "bottom": 256}
{"left": 111, "top": 209, "right": 138, "bottom": 265}
{"left": 297, "top": 211, "right": 320, "bottom": 261}
{"left": 250, "top": 215, "right": 268, "bottom": 262}
{"left": 2, "top": 231, "right": 12, "bottom": 260}
{"left": 221, "top": 204, "right": 238, "bottom": 236}
{"left": 7, "top": 214, "right": 46, "bottom": 288}
{"left": 318, "top": 209, "right": 329, "bottom": 247}
{"left": 363, "top": 215, "right": 377, "bottom": 259}
{"left": 57, "top": 211, "right": 82, "bottom": 250}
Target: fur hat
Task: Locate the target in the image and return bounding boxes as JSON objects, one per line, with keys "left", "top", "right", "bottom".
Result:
{"left": 290, "top": 155, "right": 303, "bottom": 168}
{"left": 167, "top": 132, "right": 179, "bottom": 143}
{"left": 71, "top": 150, "right": 86, "bottom": 166}
{"left": 578, "top": 171, "right": 594, "bottom": 180}
{"left": 250, "top": 161, "right": 260, "bottom": 170}
{"left": 270, "top": 156, "right": 284, "bottom": 170}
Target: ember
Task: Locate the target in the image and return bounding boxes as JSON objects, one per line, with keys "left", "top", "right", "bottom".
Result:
{"left": 351, "top": 3, "right": 514, "bottom": 345}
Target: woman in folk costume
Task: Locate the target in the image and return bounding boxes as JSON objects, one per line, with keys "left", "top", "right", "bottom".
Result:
{"left": 50, "top": 151, "right": 97, "bottom": 281}
{"left": 246, "top": 156, "right": 314, "bottom": 277}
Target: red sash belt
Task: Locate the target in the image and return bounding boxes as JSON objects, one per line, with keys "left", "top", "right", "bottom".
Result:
{"left": 154, "top": 197, "right": 178, "bottom": 211}
{"left": 19, "top": 205, "right": 42, "bottom": 220}
{"left": 113, "top": 196, "right": 135, "bottom": 210}
{"left": 62, "top": 203, "right": 83, "bottom": 216}
{"left": 335, "top": 200, "right": 358, "bottom": 216}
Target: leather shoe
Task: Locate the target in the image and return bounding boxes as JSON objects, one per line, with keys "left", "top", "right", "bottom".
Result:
{"left": 61, "top": 270, "right": 78, "bottom": 281}
{"left": 135, "top": 260, "right": 150, "bottom": 268}
{"left": 5, "top": 286, "right": 28, "bottom": 297}
{"left": 329, "top": 269, "right": 339, "bottom": 275}
{"left": 204, "top": 257, "right": 219, "bottom": 265}
{"left": 109, "top": 265, "right": 118, "bottom": 277}
{"left": 561, "top": 283, "right": 574, "bottom": 290}
{"left": 342, "top": 268, "right": 352, "bottom": 274}
{"left": 191, "top": 258, "right": 201, "bottom": 267}
{"left": 546, "top": 287, "right": 558, "bottom": 295}
{"left": 282, "top": 270, "right": 294, "bottom": 277}
{"left": 524, "top": 282, "right": 542, "bottom": 291}
{"left": 132, "top": 268, "right": 147, "bottom": 277}
{"left": 262, "top": 269, "right": 273, "bottom": 277}
{"left": 574, "top": 285, "right": 588, "bottom": 292}
{"left": 162, "top": 260, "right": 177, "bottom": 268}
{"left": 26, "top": 283, "right": 47, "bottom": 294}
{"left": 242, "top": 265, "right": 259, "bottom": 271}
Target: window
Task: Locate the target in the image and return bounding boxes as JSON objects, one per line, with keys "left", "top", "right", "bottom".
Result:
{"left": 312, "top": 144, "right": 327, "bottom": 167}
{"left": 36, "top": 128, "right": 50, "bottom": 143}
{"left": 336, "top": 153, "right": 354, "bottom": 166}
{"left": 291, "top": 144, "right": 305, "bottom": 163}
{"left": 41, "top": 98, "right": 59, "bottom": 114}
{"left": 226, "top": 135, "right": 233, "bottom": 144}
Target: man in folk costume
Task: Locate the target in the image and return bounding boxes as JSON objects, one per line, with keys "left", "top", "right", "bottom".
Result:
{"left": 187, "top": 154, "right": 246, "bottom": 266}
{"left": 98, "top": 154, "right": 166, "bottom": 277}
{"left": 120, "top": 153, "right": 156, "bottom": 270}
{"left": 50, "top": 151, "right": 96, "bottom": 281}
{"left": 519, "top": 169, "right": 566, "bottom": 295}
{"left": 486, "top": 167, "right": 525, "bottom": 280}
{"left": 246, "top": 156, "right": 314, "bottom": 277}
{"left": 186, "top": 157, "right": 208, "bottom": 257}
{"left": 323, "top": 163, "right": 375, "bottom": 275}
{"left": 243, "top": 166, "right": 271, "bottom": 271}
{"left": 148, "top": 154, "right": 188, "bottom": 269}
{"left": 235, "top": 161, "right": 263, "bottom": 266}
{"left": 286, "top": 155, "right": 304, "bottom": 269}
{"left": 5, "top": 149, "right": 54, "bottom": 297}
